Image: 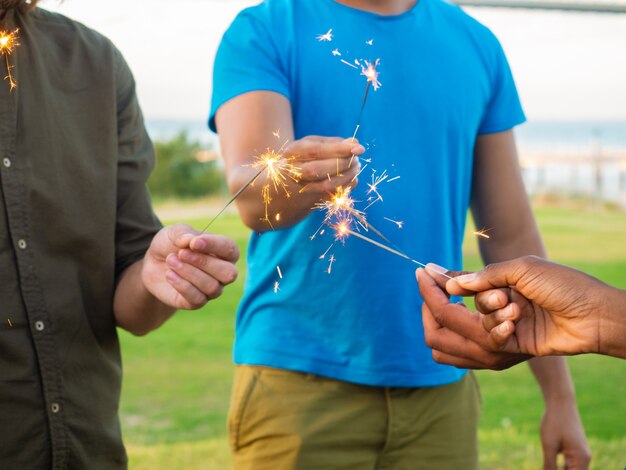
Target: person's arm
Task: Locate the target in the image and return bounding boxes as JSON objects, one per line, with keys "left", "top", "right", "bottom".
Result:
{"left": 215, "top": 91, "right": 364, "bottom": 232}
{"left": 471, "top": 130, "right": 590, "bottom": 470}
{"left": 114, "top": 225, "right": 239, "bottom": 336}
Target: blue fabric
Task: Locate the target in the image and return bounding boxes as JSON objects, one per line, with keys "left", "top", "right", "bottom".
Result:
{"left": 210, "top": 0, "right": 525, "bottom": 387}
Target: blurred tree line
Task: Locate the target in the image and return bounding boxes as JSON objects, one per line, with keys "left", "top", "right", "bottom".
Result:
{"left": 148, "top": 132, "right": 225, "bottom": 200}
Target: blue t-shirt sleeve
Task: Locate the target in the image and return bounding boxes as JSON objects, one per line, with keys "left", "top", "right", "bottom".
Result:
{"left": 478, "top": 39, "right": 526, "bottom": 135}
{"left": 209, "top": 6, "right": 290, "bottom": 132}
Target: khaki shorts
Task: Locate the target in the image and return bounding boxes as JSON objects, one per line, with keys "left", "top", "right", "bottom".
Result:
{"left": 228, "top": 365, "right": 481, "bottom": 470}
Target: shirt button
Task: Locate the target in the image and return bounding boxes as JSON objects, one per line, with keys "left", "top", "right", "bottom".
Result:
{"left": 35, "top": 320, "right": 45, "bottom": 331}
{"left": 17, "top": 239, "right": 27, "bottom": 250}
{"left": 51, "top": 403, "right": 61, "bottom": 414}
{"left": 2, "top": 157, "right": 10, "bottom": 168}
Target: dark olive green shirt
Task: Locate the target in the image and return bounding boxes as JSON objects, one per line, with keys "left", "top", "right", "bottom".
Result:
{"left": 0, "top": 7, "right": 161, "bottom": 469}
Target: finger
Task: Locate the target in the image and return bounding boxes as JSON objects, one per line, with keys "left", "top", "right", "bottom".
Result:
{"left": 165, "top": 269, "right": 208, "bottom": 310}
{"left": 299, "top": 156, "right": 361, "bottom": 182}
{"left": 488, "top": 320, "right": 517, "bottom": 348}
{"left": 167, "top": 254, "right": 225, "bottom": 301}
{"left": 446, "top": 275, "right": 481, "bottom": 297}
{"left": 287, "top": 138, "right": 365, "bottom": 161}
{"left": 167, "top": 224, "right": 197, "bottom": 249}
{"left": 454, "top": 256, "right": 546, "bottom": 292}
{"left": 475, "top": 288, "right": 511, "bottom": 314}
{"left": 481, "top": 303, "right": 520, "bottom": 332}
{"left": 418, "top": 269, "right": 492, "bottom": 347}
{"left": 298, "top": 164, "right": 361, "bottom": 192}
{"left": 178, "top": 249, "right": 238, "bottom": 286}
{"left": 189, "top": 234, "right": 240, "bottom": 263}
{"left": 417, "top": 268, "right": 453, "bottom": 308}
{"left": 423, "top": 303, "right": 509, "bottom": 369}
{"left": 541, "top": 441, "right": 559, "bottom": 470}
{"left": 431, "top": 349, "right": 493, "bottom": 370}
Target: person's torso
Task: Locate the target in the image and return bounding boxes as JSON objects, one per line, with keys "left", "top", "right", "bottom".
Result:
{"left": 225, "top": 0, "right": 510, "bottom": 386}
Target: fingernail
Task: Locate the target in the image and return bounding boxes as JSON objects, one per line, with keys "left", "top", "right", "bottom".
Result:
{"left": 192, "top": 238, "right": 207, "bottom": 251}
{"left": 166, "top": 270, "right": 180, "bottom": 283}
{"left": 495, "top": 321, "right": 512, "bottom": 335}
{"left": 426, "top": 263, "right": 448, "bottom": 275}
{"left": 488, "top": 292, "right": 500, "bottom": 307}
{"left": 166, "top": 254, "right": 182, "bottom": 269}
{"left": 351, "top": 145, "right": 365, "bottom": 154}
{"left": 455, "top": 273, "right": 477, "bottom": 285}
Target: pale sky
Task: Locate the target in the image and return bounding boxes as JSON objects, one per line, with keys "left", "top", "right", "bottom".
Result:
{"left": 42, "top": 0, "right": 626, "bottom": 123}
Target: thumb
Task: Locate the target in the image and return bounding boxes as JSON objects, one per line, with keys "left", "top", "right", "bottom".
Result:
{"left": 454, "top": 256, "right": 544, "bottom": 293}
{"left": 166, "top": 224, "right": 196, "bottom": 249}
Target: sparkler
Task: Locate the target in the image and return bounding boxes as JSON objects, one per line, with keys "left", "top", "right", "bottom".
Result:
{"left": 0, "top": 28, "right": 19, "bottom": 91}
{"left": 201, "top": 149, "right": 302, "bottom": 232}
{"left": 330, "top": 224, "right": 453, "bottom": 280}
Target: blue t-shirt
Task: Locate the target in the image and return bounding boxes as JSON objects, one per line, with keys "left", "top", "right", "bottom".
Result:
{"left": 210, "top": 0, "right": 525, "bottom": 387}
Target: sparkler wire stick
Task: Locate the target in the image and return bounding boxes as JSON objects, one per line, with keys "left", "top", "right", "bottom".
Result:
{"left": 200, "top": 166, "right": 265, "bottom": 232}
{"left": 335, "top": 225, "right": 453, "bottom": 280}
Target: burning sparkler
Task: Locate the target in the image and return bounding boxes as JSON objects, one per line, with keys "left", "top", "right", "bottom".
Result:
{"left": 201, "top": 149, "right": 302, "bottom": 232}
{"left": 0, "top": 28, "right": 19, "bottom": 91}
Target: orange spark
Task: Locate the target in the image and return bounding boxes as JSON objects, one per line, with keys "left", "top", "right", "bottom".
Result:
{"left": 332, "top": 49, "right": 341, "bottom": 56}
{"left": 273, "top": 281, "right": 280, "bottom": 294}
{"left": 473, "top": 228, "right": 492, "bottom": 239}
{"left": 250, "top": 149, "right": 302, "bottom": 226}
{"left": 365, "top": 39, "right": 374, "bottom": 46}
{"left": 0, "top": 29, "right": 20, "bottom": 91}
{"left": 276, "top": 265, "right": 283, "bottom": 279}
{"left": 273, "top": 129, "right": 281, "bottom": 139}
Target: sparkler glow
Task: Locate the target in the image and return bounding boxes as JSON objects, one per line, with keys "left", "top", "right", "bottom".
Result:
{"left": 0, "top": 29, "right": 19, "bottom": 91}
{"left": 473, "top": 228, "right": 492, "bottom": 239}
{"left": 7, "top": 319, "right": 13, "bottom": 328}
{"left": 360, "top": 59, "right": 381, "bottom": 91}
{"left": 201, "top": 149, "right": 302, "bottom": 232}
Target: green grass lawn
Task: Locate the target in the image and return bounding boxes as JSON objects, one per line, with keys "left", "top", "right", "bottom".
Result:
{"left": 120, "top": 204, "right": 626, "bottom": 469}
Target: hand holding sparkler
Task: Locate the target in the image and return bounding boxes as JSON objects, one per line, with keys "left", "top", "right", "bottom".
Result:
{"left": 416, "top": 257, "right": 626, "bottom": 367}
{"left": 141, "top": 225, "right": 240, "bottom": 310}
{"left": 217, "top": 92, "right": 364, "bottom": 232}
{"left": 285, "top": 135, "right": 364, "bottom": 194}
